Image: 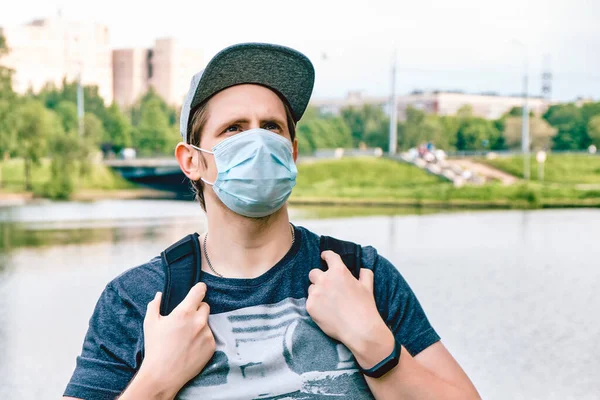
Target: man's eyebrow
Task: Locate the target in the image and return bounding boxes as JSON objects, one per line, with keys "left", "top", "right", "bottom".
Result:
{"left": 214, "top": 118, "right": 250, "bottom": 131}
{"left": 261, "top": 116, "right": 288, "bottom": 126}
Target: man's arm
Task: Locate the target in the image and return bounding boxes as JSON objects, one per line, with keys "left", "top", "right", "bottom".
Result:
{"left": 64, "top": 283, "right": 215, "bottom": 400}
{"left": 351, "top": 326, "right": 480, "bottom": 399}
{"left": 307, "top": 251, "right": 480, "bottom": 400}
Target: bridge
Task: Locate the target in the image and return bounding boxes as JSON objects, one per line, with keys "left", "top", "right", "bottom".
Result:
{"left": 104, "top": 148, "right": 503, "bottom": 196}
{"left": 104, "top": 158, "right": 193, "bottom": 198}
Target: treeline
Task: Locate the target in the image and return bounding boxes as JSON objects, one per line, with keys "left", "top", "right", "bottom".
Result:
{"left": 296, "top": 101, "right": 600, "bottom": 155}
{"left": 1, "top": 32, "right": 183, "bottom": 197}
{"left": 0, "top": 79, "right": 180, "bottom": 197}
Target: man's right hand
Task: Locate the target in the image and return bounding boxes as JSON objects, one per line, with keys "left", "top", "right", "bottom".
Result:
{"left": 120, "top": 282, "right": 216, "bottom": 399}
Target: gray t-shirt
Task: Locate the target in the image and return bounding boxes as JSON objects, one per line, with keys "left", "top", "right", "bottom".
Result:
{"left": 64, "top": 225, "right": 440, "bottom": 399}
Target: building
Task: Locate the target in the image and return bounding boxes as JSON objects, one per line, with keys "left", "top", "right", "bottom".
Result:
{"left": 112, "top": 38, "right": 203, "bottom": 108}
{"left": 0, "top": 16, "right": 113, "bottom": 103}
{"left": 311, "top": 90, "right": 549, "bottom": 121}
{"left": 112, "top": 48, "right": 150, "bottom": 107}
{"left": 397, "top": 91, "right": 549, "bottom": 120}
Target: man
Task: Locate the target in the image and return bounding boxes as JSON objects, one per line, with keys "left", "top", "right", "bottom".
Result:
{"left": 64, "top": 43, "right": 480, "bottom": 399}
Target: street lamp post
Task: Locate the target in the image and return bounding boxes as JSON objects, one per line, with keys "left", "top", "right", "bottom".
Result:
{"left": 389, "top": 51, "right": 398, "bottom": 155}
{"left": 522, "top": 59, "right": 530, "bottom": 180}
{"left": 77, "top": 63, "right": 84, "bottom": 137}
{"left": 512, "top": 40, "right": 531, "bottom": 180}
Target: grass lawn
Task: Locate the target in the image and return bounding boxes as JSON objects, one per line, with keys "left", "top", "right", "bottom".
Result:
{"left": 478, "top": 153, "right": 600, "bottom": 185}
{"left": 292, "top": 157, "right": 600, "bottom": 208}
{"left": 0, "top": 158, "right": 136, "bottom": 194}
{"left": 295, "top": 157, "right": 444, "bottom": 199}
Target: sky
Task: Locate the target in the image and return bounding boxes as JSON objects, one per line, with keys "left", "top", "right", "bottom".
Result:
{"left": 1, "top": 0, "right": 599, "bottom": 102}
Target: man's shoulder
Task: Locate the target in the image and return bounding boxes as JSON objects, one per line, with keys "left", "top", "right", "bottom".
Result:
{"left": 295, "top": 225, "right": 380, "bottom": 269}
{"left": 106, "top": 255, "right": 165, "bottom": 308}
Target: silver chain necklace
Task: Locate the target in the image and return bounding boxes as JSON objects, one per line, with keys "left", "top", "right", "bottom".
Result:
{"left": 203, "top": 224, "right": 295, "bottom": 278}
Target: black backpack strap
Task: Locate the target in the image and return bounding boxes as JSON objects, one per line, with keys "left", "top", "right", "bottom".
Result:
{"left": 319, "top": 235, "right": 363, "bottom": 279}
{"left": 159, "top": 233, "right": 202, "bottom": 316}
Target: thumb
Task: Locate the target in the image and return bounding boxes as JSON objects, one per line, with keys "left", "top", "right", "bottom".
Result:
{"left": 359, "top": 268, "right": 374, "bottom": 293}
{"left": 145, "top": 292, "right": 162, "bottom": 322}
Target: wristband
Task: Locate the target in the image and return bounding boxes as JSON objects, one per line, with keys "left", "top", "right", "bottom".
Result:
{"left": 358, "top": 337, "right": 401, "bottom": 378}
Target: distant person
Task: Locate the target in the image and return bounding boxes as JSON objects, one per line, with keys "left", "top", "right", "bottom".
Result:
{"left": 63, "top": 43, "right": 480, "bottom": 399}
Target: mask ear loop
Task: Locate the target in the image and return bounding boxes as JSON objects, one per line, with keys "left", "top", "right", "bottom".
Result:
{"left": 189, "top": 144, "right": 215, "bottom": 186}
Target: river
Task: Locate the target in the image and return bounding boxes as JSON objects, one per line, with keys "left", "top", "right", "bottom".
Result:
{"left": 0, "top": 200, "right": 598, "bottom": 399}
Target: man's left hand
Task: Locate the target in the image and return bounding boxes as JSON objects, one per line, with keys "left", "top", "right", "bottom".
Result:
{"left": 306, "top": 251, "right": 394, "bottom": 367}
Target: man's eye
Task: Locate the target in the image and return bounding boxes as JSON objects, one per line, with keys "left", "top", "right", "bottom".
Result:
{"left": 264, "top": 122, "right": 281, "bottom": 131}
{"left": 224, "top": 125, "right": 240, "bottom": 133}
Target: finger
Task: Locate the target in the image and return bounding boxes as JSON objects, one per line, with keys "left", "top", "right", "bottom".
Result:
{"left": 309, "top": 268, "right": 325, "bottom": 284}
{"left": 177, "top": 282, "right": 207, "bottom": 313}
{"left": 196, "top": 302, "right": 211, "bottom": 322}
{"left": 145, "top": 292, "right": 162, "bottom": 321}
{"left": 359, "top": 268, "right": 374, "bottom": 293}
{"left": 321, "top": 250, "right": 345, "bottom": 270}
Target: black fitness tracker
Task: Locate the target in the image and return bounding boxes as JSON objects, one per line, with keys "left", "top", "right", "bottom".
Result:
{"left": 358, "top": 337, "right": 401, "bottom": 378}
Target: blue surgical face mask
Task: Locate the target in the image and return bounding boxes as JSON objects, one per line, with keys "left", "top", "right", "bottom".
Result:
{"left": 190, "top": 128, "right": 297, "bottom": 218}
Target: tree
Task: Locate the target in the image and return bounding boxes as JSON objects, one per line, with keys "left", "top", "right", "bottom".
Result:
{"left": 398, "top": 107, "right": 425, "bottom": 150}
{"left": 83, "top": 113, "right": 105, "bottom": 147}
{"left": 55, "top": 101, "right": 79, "bottom": 133}
{"left": 131, "top": 89, "right": 178, "bottom": 127}
{"left": 340, "top": 104, "right": 388, "bottom": 148}
{"left": 133, "top": 97, "right": 173, "bottom": 155}
{"left": 0, "top": 34, "right": 17, "bottom": 156}
{"left": 581, "top": 102, "right": 600, "bottom": 126}
{"left": 505, "top": 106, "right": 534, "bottom": 118}
{"left": 506, "top": 106, "right": 522, "bottom": 117}
{"left": 439, "top": 116, "right": 461, "bottom": 150}
{"left": 398, "top": 107, "right": 447, "bottom": 150}
{"left": 37, "top": 79, "right": 109, "bottom": 129}
{"left": 543, "top": 103, "right": 587, "bottom": 150}
{"left": 42, "top": 131, "right": 80, "bottom": 199}
{"left": 0, "top": 32, "right": 17, "bottom": 187}
{"left": 455, "top": 118, "right": 500, "bottom": 151}
{"left": 14, "top": 100, "right": 63, "bottom": 190}
{"left": 102, "top": 103, "right": 132, "bottom": 153}
{"left": 74, "top": 113, "right": 105, "bottom": 177}
{"left": 503, "top": 116, "right": 557, "bottom": 150}
{"left": 588, "top": 115, "right": 600, "bottom": 147}
{"left": 296, "top": 108, "right": 354, "bottom": 154}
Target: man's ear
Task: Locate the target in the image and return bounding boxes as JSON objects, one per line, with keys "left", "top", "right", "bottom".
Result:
{"left": 175, "top": 142, "right": 203, "bottom": 181}
{"left": 292, "top": 138, "right": 298, "bottom": 163}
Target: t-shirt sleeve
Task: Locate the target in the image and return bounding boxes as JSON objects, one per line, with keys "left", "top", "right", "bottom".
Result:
{"left": 367, "top": 249, "right": 440, "bottom": 356}
{"left": 64, "top": 284, "right": 144, "bottom": 399}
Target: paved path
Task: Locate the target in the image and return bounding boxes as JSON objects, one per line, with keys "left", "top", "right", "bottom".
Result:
{"left": 446, "top": 159, "right": 519, "bottom": 185}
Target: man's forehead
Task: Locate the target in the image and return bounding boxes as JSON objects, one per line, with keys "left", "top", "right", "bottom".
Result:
{"left": 207, "top": 85, "right": 287, "bottom": 117}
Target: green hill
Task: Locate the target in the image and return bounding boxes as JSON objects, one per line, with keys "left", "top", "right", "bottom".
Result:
{"left": 479, "top": 154, "right": 600, "bottom": 185}
{"left": 294, "top": 157, "right": 446, "bottom": 200}
{"left": 292, "top": 157, "right": 600, "bottom": 208}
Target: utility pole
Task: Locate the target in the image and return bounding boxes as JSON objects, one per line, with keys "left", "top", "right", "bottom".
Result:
{"left": 541, "top": 54, "right": 552, "bottom": 102}
{"left": 519, "top": 46, "right": 530, "bottom": 180}
{"left": 522, "top": 67, "right": 530, "bottom": 180}
{"left": 389, "top": 51, "right": 398, "bottom": 155}
{"left": 77, "top": 65, "right": 84, "bottom": 137}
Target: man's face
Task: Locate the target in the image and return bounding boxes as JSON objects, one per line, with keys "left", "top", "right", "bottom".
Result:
{"left": 185, "top": 83, "right": 298, "bottom": 210}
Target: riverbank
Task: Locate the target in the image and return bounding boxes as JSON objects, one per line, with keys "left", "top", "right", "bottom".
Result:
{"left": 1, "top": 156, "right": 598, "bottom": 209}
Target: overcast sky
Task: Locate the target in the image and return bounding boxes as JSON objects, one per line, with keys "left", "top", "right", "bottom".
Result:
{"left": 1, "top": 0, "right": 599, "bottom": 102}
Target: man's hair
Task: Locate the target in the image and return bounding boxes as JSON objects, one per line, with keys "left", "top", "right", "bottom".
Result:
{"left": 187, "top": 96, "right": 297, "bottom": 211}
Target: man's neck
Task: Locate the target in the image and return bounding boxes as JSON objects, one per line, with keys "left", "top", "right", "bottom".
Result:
{"left": 202, "top": 205, "right": 294, "bottom": 279}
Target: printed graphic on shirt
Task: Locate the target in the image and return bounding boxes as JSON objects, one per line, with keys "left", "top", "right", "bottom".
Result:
{"left": 177, "top": 297, "right": 373, "bottom": 400}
